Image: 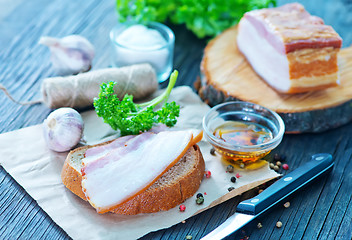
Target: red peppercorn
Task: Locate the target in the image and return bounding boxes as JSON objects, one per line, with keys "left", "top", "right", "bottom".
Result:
{"left": 205, "top": 170, "right": 211, "bottom": 178}
{"left": 282, "top": 164, "right": 289, "bottom": 170}
{"left": 236, "top": 173, "right": 242, "bottom": 178}
{"left": 179, "top": 204, "right": 186, "bottom": 212}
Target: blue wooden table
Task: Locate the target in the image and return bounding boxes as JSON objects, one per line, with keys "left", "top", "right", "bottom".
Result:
{"left": 1, "top": 0, "right": 352, "bottom": 239}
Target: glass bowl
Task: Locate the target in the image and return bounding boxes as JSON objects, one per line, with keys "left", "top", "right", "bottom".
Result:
{"left": 203, "top": 101, "right": 285, "bottom": 163}
{"left": 110, "top": 21, "right": 175, "bottom": 83}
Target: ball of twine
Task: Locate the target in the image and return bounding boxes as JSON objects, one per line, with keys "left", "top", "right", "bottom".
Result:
{"left": 1, "top": 64, "right": 158, "bottom": 109}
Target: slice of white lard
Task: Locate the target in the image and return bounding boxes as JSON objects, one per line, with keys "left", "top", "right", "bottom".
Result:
{"left": 83, "top": 135, "right": 135, "bottom": 165}
{"left": 81, "top": 130, "right": 194, "bottom": 213}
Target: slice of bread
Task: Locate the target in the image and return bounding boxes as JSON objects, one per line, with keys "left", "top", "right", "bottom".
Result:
{"left": 61, "top": 140, "right": 205, "bottom": 215}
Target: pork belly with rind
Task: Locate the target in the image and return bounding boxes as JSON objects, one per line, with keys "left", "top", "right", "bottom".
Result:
{"left": 61, "top": 130, "right": 205, "bottom": 215}
{"left": 237, "top": 3, "right": 342, "bottom": 94}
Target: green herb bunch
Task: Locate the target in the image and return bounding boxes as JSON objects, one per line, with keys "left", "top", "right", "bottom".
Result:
{"left": 94, "top": 70, "right": 180, "bottom": 136}
{"left": 116, "top": 0, "right": 276, "bottom": 38}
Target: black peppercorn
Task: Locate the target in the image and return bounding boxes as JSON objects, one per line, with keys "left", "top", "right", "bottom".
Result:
{"left": 228, "top": 187, "right": 235, "bottom": 192}
{"left": 231, "top": 176, "right": 237, "bottom": 183}
{"left": 210, "top": 148, "right": 216, "bottom": 156}
{"left": 196, "top": 193, "right": 203, "bottom": 198}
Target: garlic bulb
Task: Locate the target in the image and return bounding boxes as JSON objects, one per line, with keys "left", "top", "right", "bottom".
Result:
{"left": 43, "top": 107, "right": 84, "bottom": 152}
{"left": 39, "top": 35, "right": 95, "bottom": 76}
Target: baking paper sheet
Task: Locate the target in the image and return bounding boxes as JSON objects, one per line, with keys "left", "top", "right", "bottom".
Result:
{"left": 0, "top": 86, "right": 279, "bottom": 240}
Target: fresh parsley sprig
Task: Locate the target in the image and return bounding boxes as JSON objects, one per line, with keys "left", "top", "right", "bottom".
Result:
{"left": 94, "top": 70, "right": 180, "bottom": 136}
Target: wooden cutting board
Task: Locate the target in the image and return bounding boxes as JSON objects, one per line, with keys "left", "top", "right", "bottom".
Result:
{"left": 198, "top": 26, "right": 352, "bottom": 133}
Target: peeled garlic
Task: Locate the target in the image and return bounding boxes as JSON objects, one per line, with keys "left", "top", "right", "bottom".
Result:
{"left": 39, "top": 35, "right": 95, "bottom": 76}
{"left": 43, "top": 107, "right": 84, "bottom": 152}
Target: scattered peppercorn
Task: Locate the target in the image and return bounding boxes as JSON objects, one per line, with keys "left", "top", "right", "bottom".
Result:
{"left": 182, "top": 220, "right": 186, "bottom": 224}
{"left": 196, "top": 193, "right": 203, "bottom": 198}
{"left": 236, "top": 173, "right": 242, "bottom": 178}
{"left": 274, "top": 165, "right": 280, "bottom": 171}
{"left": 239, "top": 163, "right": 245, "bottom": 169}
{"left": 179, "top": 204, "right": 186, "bottom": 212}
{"left": 258, "top": 189, "right": 263, "bottom": 194}
{"left": 257, "top": 222, "right": 262, "bottom": 229}
{"left": 282, "top": 164, "right": 289, "bottom": 170}
{"left": 276, "top": 221, "right": 282, "bottom": 228}
{"left": 204, "top": 192, "right": 207, "bottom": 195}
{"left": 196, "top": 196, "right": 204, "bottom": 205}
{"left": 205, "top": 170, "right": 211, "bottom": 178}
{"left": 269, "top": 163, "right": 275, "bottom": 169}
{"left": 226, "top": 165, "right": 234, "bottom": 173}
{"left": 186, "top": 235, "right": 193, "bottom": 240}
{"left": 284, "top": 202, "right": 290, "bottom": 208}
{"left": 210, "top": 148, "right": 216, "bottom": 156}
{"left": 276, "top": 161, "right": 282, "bottom": 167}
{"left": 231, "top": 176, "right": 237, "bottom": 183}
{"left": 228, "top": 187, "right": 235, "bottom": 192}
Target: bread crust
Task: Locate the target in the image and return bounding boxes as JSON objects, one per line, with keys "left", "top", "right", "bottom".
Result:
{"left": 61, "top": 140, "right": 205, "bottom": 215}
{"left": 61, "top": 159, "right": 86, "bottom": 200}
{"left": 61, "top": 140, "right": 115, "bottom": 201}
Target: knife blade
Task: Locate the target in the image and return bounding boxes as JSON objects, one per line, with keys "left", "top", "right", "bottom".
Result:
{"left": 201, "top": 153, "right": 334, "bottom": 240}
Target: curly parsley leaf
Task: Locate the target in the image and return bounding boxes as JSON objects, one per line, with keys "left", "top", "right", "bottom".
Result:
{"left": 94, "top": 70, "right": 180, "bottom": 136}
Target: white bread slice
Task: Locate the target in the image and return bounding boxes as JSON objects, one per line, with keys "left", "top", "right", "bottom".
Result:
{"left": 61, "top": 140, "right": 205, "bottom": 215}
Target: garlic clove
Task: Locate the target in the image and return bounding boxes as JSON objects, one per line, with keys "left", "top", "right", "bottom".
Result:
{"left": 43, "top": 107, "right": 84, "bottom": 152}
{"left": 39, "top": 35, "right": 95, "bottom": 76}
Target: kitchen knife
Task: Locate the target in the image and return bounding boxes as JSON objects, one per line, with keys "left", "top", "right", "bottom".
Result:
{"left": 201, "top": 153, "right": 334, "bottom": 240}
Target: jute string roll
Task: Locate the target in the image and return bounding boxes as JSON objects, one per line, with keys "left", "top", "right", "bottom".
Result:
{"left": 1, "top": 64, "right": 158, "bottom": 109}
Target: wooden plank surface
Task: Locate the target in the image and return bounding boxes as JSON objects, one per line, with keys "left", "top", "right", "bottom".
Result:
{"left": 1, "top": 0, "right": 352, "bottom": 239}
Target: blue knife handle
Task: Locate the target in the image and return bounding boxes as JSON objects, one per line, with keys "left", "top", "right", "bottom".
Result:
{"left": 236, "top": 153, "right": 333, "bottom": 215}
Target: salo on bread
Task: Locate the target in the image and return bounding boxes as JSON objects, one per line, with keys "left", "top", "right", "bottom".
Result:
{"left": 61, "top": 130, "right": 205, "bottom": 215}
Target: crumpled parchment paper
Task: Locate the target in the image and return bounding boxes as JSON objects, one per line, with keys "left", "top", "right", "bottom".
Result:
{"left": 0, "top": 86, "right": 279, "bottom": 240}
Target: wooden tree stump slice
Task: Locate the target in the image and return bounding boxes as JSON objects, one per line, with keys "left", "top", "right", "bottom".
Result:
{"left": 199, "top": 26, "right": 352, "bottom": 133}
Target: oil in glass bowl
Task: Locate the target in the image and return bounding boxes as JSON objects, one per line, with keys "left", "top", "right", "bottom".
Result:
{"left": 213, "top": 121, "right": 273, "bottom": 147}
{"left": 203, "top": 101, "right": 285, "bottom": 164}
